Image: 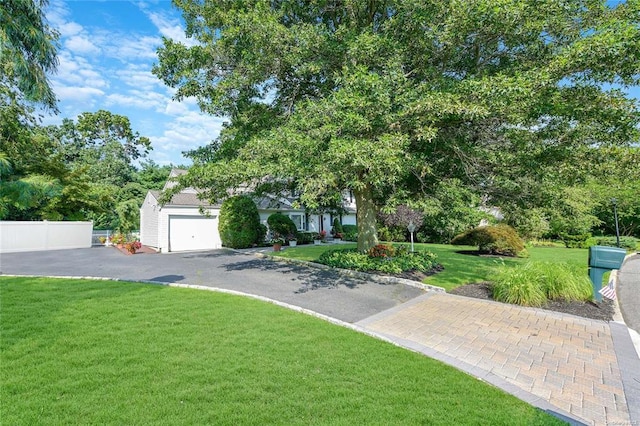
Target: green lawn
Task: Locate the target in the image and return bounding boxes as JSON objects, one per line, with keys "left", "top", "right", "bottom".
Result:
{"left": 1, "top": 277, "right": 563, "bottom": 425}
{"left": 275, "top": 242, "right": 589, "bottom": 291}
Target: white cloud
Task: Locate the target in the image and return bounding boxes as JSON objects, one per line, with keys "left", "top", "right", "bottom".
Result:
{"left": 46, "top": 0, "right": 71, "bottom": 28}
{"left": 53, "top": 85, "right": 105, "bottom": 102}
{"left": 54, "top": 51, "right": 108, "bottom": 89}
{"left": 144, "top": 10, "right": 198, "bottom": 47}
{"left": 101, "top": 33, "right": 161, "bottom": 61}
{"left": 116, "top": 67, "right": 163, "bottom": 90}
{"left": 105, "top": 91, "right": 167, "bottom": 110}
{"left": 58, "top": 21, "right": 83, "bottom": 37}
{"left": 65, "top": 35, "right": 101, "bottom": 54}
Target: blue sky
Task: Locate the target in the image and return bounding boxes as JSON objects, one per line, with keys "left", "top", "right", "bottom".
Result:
{"left": 44, "top": 0, "right": 226, "bottom": 166}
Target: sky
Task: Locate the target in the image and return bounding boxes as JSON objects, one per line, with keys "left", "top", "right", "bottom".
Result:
{"left": 44, "top": 0, "right": 226, "bottom": 166}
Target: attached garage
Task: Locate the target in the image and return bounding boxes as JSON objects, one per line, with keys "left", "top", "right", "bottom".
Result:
{"left": 169, "top": 215, "right": 221, "bottom": 252}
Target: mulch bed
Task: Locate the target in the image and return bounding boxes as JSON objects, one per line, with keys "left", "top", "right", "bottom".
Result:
{"left": 113, "top": 245, "right": 157, "bottom": 255}
{"left": 449, "top": 282, "right": 615, "bottom": 322}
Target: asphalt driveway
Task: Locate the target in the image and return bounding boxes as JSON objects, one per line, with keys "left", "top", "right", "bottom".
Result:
{"left": 0, "top": 247, "right": 424, "bottom": 323}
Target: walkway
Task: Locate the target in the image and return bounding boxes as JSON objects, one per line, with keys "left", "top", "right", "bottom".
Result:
{"left": 357, "top": 292, "right": 639, "bottom": 425}
{"left": 2, "top": 247, "right": 639, "bottom": 425}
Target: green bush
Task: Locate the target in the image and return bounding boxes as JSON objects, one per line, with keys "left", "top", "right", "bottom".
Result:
{"left": 491, "top": 264, "right": 548, "bottom": 307}
{"left": 332, "top": 218, "right": 344, "bottom": 237}
{"left": 451, "top": 225, "right": 525, "bottom": 257}
{"left": 296, "top": 232, "right": 316, "bottom": 244}
{"left": 317, "top": 247, "right": 438, "bottom": 275}
{"left": 257, "top": 223, "right": 268, "bottom": 244}
{"left": 593, "top": 236, "right": 638, "bottom": 251}
{"left": 538, "top": 263, "right": 592, "bottom": 302}
{"left": 342, "top": 224, "right": 358, "bottom": 242}
{"left": 559, "top": 232, "right": 592, "bottom": 248}
{"left": 377, "top": 226, "right": 406, "bottom": 242}
{"left": 491, "top": 261, "right": 592, "bottom": 307}
{"left": 219, "top": 196, "right": 261, "bottom": 249}
{"left": 267, "top": 213, "right": 297, "bottom": 238}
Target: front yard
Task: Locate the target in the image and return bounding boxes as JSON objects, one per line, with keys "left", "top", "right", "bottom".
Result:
{"left": 272, "top": 242, "right": 589, "bottom": 291}
{"left": 0, "top": 277, "right": 563, "bottom": 425}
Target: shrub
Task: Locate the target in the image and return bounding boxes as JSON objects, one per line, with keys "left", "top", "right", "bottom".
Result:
{"left": 125, "top": 241, "right": 142, "bottom": 254}
{"left": 491, "top": 263, "right": 548, "bottom": 307}
{"left": 559, "top": 232, "right": 592, "bottom": 248}
{"left": 593, "top": 236, "right": 638, "bottom": 251}
{"left": 451, "top": 225, "right": 525, "bottom": 256}
{"left": 377, "top": 226, "right": 406, "bottom": 242}
{"left": 342, "top": 224, "right": 358, "bottom": 242}
{"left": 537, "top": 263, "right": 592, "bottom": 302}
{"left": 267, "top": 213, "right": 297, "bottom": 238}
{"left": 219, "top": 196, "right": 261, "bottom": 249}
{"left": 332, "top": 218, "right": 344, "bottom": 238}
{"left": 257, "top": 223, "right": 268, "bottom": 244}
{"left": 317, "top": 247, "right": 439, "bottom": 275}
{"left": 368, "top": 244, "right": 395, "bottom": 258}
{"left": 297, "top": 232, "right": 316, "bottom": 245}
{"left": 491, "top": 261, "right": 592, "bottom": 307}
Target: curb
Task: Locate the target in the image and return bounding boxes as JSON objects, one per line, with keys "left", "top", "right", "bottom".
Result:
{"left": 247, "top": 251, "right": 446, "bottom": 293}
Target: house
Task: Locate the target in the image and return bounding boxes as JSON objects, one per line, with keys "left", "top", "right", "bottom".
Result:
{"left": 140, "top": 169, "right": 357, "bottom": 253}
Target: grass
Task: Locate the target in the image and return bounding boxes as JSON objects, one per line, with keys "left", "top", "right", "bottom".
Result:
{"left": 492, "top": 261, "right": 592, "bottom": 307}
{"left": 274, "top": 242, "right": 589, "bottom": 291}
{"left": 1, "top": 276, "right": 563, "bottom": 425}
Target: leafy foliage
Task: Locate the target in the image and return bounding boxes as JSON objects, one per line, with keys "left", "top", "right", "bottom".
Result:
{"left": 0, "top": 0, "right": 59, "bottom": 108}
{"left": 154, "top": 0, "right": 640, "bottom": 253}
{"left": 267, "top": 213, "right": 297, "bottom": 238}
{"left": 331, "top": 217, "right": 343, "bottom": 237}
{"left": 318, "top": 247, "right": 438, "bottom": 275}
{"left": 219, "top": 196, "right": 261, "bottom": 249}
{"left": 591, "top": 236, "right": 639, "bottom": 251}
{"left": 342, "top": 224, "right": 358, "bottom": 242}
{"left": 491, "top": 262, "right": 592, "bottom": 307}
{"left": 451, "top": 225, "right": 525, "bottom": 257}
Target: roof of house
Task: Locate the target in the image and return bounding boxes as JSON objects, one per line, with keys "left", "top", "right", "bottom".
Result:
{"left": 154, "top": 168, "right": 356, "bottom": 214}
{"left": 150, "top": 190, "right": 220, "bottom": 208}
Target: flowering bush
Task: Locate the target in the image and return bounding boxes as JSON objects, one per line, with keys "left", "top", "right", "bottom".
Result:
{"left": 109, "top": 233, "right": 127, "bottom": 245}
{"left": 270, "top": 237, "right": 285, "bottom": 245}
{"left": 368, "top": 244, "right": 395, "bottom": 258}
{"left": 125, "top": 241, "right": 142, "bottom": 254}
{"left": 314, "top": 230, "right": 327, "bottom": 240}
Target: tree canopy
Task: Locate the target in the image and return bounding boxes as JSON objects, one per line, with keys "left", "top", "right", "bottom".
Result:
{"left": 0, "top": 0, "right": 59, "bottom": 109}
{"left": 155, "top": 0, "right": 640, "bottom": 251}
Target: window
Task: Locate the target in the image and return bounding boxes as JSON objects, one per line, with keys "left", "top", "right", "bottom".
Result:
{"left": 288, "top": 213, "right": 305, "bottom": 231}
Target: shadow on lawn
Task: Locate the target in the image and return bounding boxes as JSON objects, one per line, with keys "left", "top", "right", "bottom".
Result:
{"left": 221, "top": 257, "right": 363, "bottom": 293}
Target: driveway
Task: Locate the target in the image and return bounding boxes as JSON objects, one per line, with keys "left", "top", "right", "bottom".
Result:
{"left": 0, "top": 247, "right": 424, "bottom": 323}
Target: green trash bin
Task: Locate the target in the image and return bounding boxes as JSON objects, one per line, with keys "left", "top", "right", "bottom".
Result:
{"left": 588, "top": 245, "right": 626, "bottom": 302}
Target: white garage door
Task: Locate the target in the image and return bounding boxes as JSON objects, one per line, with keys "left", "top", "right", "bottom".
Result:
{"left": 169, "top": 215, "right": 221, "bottom": 252}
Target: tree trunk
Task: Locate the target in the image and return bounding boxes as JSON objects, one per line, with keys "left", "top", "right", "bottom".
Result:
{"left": 354, "top": 184, "right": 378, "bottom": 252}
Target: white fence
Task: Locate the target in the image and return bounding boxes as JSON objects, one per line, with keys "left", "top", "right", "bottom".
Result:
{"left": 0, "top": 221, "right": 93, "bottom": 253}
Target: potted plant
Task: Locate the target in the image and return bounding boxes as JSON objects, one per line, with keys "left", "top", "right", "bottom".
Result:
{"left": 125, "top": 241, "right": 142, "bottom": 254}
{"left": 314, "top": 230, "right": 326, "bottom": 245}
{"left": 270, "top": 236, "right": 285, "bottom": 251}
{"left": 287, "top": 234, "right": 297, "bottom": 247}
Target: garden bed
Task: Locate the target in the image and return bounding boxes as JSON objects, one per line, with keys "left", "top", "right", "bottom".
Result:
{"left": 450, "top": 282, "right": 615, "bottom": 321}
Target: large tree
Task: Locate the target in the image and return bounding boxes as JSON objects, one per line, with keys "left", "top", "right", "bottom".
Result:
{"left": 0, "top": 0, "right": 58, "bottom": 109}
{"left": 155, "top": 0, "right": 640, "bottom": 252}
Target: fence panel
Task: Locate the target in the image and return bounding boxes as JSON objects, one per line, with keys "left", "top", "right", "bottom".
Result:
{"left": 0, "top": 221, "right": 93, "bottom": 253}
